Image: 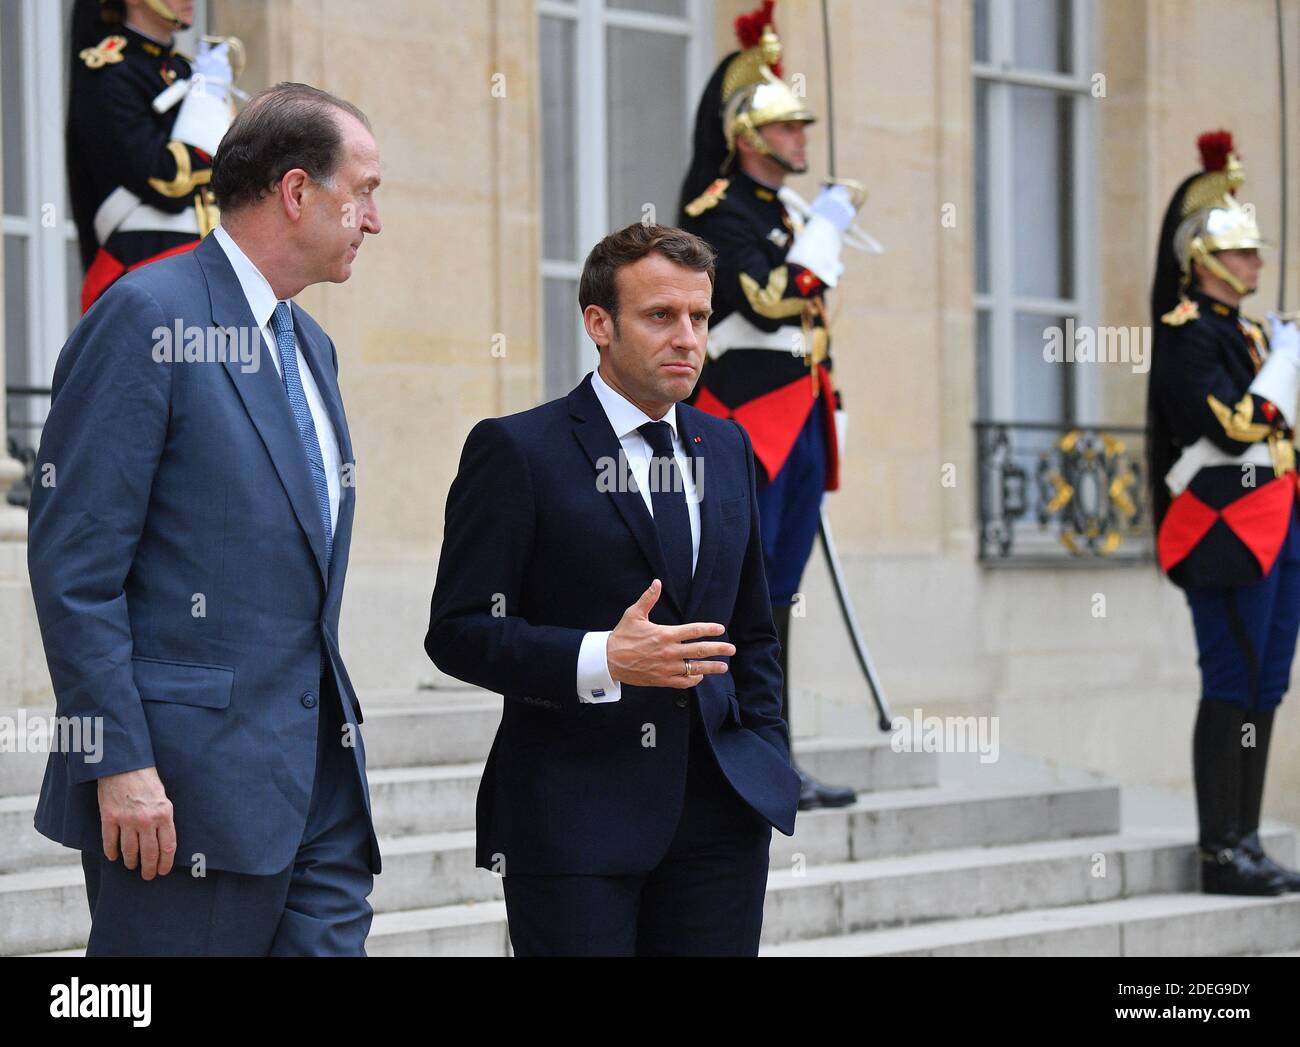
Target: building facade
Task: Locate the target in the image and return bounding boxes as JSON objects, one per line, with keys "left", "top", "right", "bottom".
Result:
{"left": 3, "top": 0, "right": 1300, "bottom": 823}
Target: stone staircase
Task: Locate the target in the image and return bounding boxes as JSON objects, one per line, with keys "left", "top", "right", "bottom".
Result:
{"left": 2, "top": 686, "right": 1299, "bottom": 956}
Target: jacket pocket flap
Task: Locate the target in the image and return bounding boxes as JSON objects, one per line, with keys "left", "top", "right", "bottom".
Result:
{"left": 132, "top": 657, "right": 234, "bottom": 709}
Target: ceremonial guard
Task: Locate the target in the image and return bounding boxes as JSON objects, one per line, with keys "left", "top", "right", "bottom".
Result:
{"left": 679, "top": 1, "right": 867, "bottom": 809}
{"left": 68, "top": 0, "right": 237, "bottom": 312}
{"left": 1148, "top": 131, "right": 1300, "bottom": 894}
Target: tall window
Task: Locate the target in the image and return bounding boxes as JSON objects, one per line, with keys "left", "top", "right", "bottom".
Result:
{"left": 3, "top": 0, "right": 80, "bottom": 436}
{"left": 1, "top": 0, "right": 207, "bottom": 452}
{"left": 973, "top": 0, "right": 1097, "bottom": 425}
{"left": 538, "top": 0, "right": 713, "bottom": 401}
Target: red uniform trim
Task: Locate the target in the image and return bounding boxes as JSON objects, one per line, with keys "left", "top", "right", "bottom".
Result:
{"left": 80, "top": 239, "right": 201, "bottom": 314}
{"left": 1158, "top": 474, "right": 1295, "bottom": 574}
{"left": 693, "top": 365, "right": 840, "bottom": 490}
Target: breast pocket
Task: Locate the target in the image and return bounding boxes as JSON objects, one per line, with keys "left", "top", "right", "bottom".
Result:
{"left": 132, "top": 656, "right": 234, "bottom": 709}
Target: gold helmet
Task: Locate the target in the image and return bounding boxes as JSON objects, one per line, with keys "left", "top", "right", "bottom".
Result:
{"left": 1172, "top": 132, "right": 1268, "bottom": 296}
{"left": 720, "top": 2, "right": 815, "bottom": 172}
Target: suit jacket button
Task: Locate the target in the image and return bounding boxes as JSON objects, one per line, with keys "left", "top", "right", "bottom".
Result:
{"left": 301, "top": 692, "right": 317, "bottom": 709}
{"left": 675, "top": 695, "right": 688, "bottom": 709}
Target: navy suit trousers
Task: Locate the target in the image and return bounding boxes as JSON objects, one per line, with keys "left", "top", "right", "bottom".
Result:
{"left": 501, "top": 695, "right": 773, "bottom": 957}
{"left": 80, "top": 676, "right": 374, "bottom": 957}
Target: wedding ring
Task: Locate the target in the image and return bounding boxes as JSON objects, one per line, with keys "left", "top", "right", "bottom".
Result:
{"left": 684, "top": 659, "right": 693, "bottom": 676}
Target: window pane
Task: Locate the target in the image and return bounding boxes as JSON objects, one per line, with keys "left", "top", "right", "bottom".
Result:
{"left": 1014, "top": 312, "right": 1070, "bottom": 424}
{"left": 976, "top": 308, "right": 992, "bottom": 418}
{"left": 606, "top": 26, "right": 686, "bottom": 231}
{"left": 607, "top": 0, "right": 686, "bottom": 16}
{"left": 973, "top": 0, "right": 990, "bottom": 63}
{"left": 544, "top": 277, "right": 581, "bottom": 401}
{"left": 1012, "top": 0, "right": 1072, "bottom": 75}
{"left": 1011, "top": 87, "right": 1073, "bottom": 300}
{"left": 2, "top": 0, "right": 27, "bottom": 216}
{"left": 540, "top": 16, "right": 578, "bottom": 261}
{"left": 5, "top": 234, "right": 29, "bottom": 385}
{"left": 974, "top": 81, "right": 990, "bottom": 295}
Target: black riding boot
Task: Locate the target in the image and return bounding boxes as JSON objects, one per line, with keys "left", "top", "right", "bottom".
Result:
{"left": 1194, "top": 699, "right": 1285, "bottom": 895}
{"left": 772, "top": 603, "right": 855, "bottom": 811}
{"left": 1238, "top": 708, "right": 1300, "bottom": 892}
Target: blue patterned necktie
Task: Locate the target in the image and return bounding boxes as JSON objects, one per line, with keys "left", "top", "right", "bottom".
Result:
{"left": 271, "top": 301, "right": 332, "bottom": 568}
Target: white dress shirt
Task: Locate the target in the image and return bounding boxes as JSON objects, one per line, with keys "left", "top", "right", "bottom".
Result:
{"left": 576, "top": 366, "right": 702, "bottom": 703}
{"left": 212, "top": 225, "right": 341, "bottom": 537}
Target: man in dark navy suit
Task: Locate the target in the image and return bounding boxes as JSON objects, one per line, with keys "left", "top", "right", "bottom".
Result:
{"left": 426, "top": 223, "right": 800, "bottom": 956}
{"left": 29, "top": 83, "right": 383, "bottom": 955}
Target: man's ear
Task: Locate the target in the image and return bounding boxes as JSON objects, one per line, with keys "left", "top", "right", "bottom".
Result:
{"left": 278, "top": 168, "right": 310, "bottom": 221}
{"left": 583, "top": 304, "right": 614, "bottom": 350}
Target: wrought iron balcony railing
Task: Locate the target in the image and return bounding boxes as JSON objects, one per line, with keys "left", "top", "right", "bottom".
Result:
{"left": 974, "top": 420, "right": 1152, "bottom": 564}
{"left": 6, "top": 386, "right": 51, "bottom": 509}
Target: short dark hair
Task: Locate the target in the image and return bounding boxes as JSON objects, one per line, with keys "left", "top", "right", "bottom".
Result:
{"left": 579, "top": 223, "right": 716, "bottom": 323}
{"left": 210, "top": 82, "right": 372, "bottom": 213}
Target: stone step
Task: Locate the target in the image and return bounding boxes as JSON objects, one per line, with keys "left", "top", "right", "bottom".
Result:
{"left": 370, "top": 829, "right": 1293, "bottom": 957}
{"left": 0, "top": 733, "right": 925, "bottom": 868}
{"left": 757, "top": 828, "right": 1296, "bottom": 947}
{"left": 0, "top": 778, "right": 1120, "bottom": 934}
{"left": 372, "top": 779, "right": 1120, "bottom": 913}
{"left": 759, "top": 892, "right": 1300, "bottom": 957}
{"left": 0, "top": 698, "right": 927, "bottom": 799}
{"left": 13, "top": 826, "right": 1287, "bottom": 957}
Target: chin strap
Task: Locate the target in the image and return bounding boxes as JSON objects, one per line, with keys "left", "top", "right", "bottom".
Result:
{"left": 736, "top": 126, "right": 806, "bottom": 176}
{"left": 143, "top": 0, "right": 189, "bottom": 30}
{"left": 1190, "top": 241, "right": 1250, "bottom": 296}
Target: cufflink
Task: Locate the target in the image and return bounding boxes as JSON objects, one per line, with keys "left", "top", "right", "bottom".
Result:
{"left": 592, "top": 688, "right": 605, "bottom": 698}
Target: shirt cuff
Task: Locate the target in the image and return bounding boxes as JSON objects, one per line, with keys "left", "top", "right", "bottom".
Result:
{"left": 577, "top": 630, "right": 620, "bottom": 703}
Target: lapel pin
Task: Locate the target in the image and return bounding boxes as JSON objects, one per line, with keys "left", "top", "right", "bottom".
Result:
{"left": 693, "top": 436, "right": 702, "bottom": 444}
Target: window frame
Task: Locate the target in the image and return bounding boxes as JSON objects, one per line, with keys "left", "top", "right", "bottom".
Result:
{"left": 537, "top": 0, "right": 714, "bottom": 401}
{"left": 972, "top": 0, "right": 1099, "bottom": 426}
{"left": 2, "top": 0, "right": 208, "bottom": 395}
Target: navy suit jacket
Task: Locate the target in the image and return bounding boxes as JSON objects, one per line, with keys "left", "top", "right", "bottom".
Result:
{"left": 29, "top": 233, "right": 380, "bottom": 877}
{"left": 426, "top": 373, "right": 800, "bottom": 876}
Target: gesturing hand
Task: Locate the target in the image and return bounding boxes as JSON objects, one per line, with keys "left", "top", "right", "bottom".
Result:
{"left": 606, "top": 579, "right": 735, "bottom": 689}
{"left": 97, "top": 766, "right": 176, "bottom": 880}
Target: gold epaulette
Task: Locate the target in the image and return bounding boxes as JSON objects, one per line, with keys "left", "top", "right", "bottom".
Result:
{"left": 1161, "top": 297, "right": 1200, "bottom": 327}
{"left": 80, "top": 35, "right": 128, "bottom": 70}
{"left": 685, "top": 178, "right": 729, "bottom": 218}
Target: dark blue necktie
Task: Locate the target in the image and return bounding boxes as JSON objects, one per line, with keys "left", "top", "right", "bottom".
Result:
{"left": 637, "top": 420, "right": 693, "bottom": 605}
{"left": 271, "top": 301, "right": 332, "bottom": 568}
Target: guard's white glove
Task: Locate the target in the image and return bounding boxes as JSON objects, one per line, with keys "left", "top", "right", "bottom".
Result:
{"left": 191, "top": 41, "right": 232, "bottom": 103}
{"left": 808, "top": 184, "right": 858, "bottom": 232}
{"left": 1268, "top": 314, "right": 1300, "bottom": 367}
{"left": 171, "top": 41, "right": 234, "bottom": 156}
{"left": 1249, "top": 313, "right": 1300, "bottom": 428}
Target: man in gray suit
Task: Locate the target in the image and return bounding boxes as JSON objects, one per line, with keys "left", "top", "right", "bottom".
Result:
{"left": 28, "top": 83, "right": 383, "bottom": 955}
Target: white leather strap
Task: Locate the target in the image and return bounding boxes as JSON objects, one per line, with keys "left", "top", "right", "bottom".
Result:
{"left": 1165, "top": 437, "right": 1275, "bottom": 496}
{"left": 94, "top": 186, "right": 200, "bottom": 243}
{"left": 706, "top": 312, "right": 803, "bottom": 359}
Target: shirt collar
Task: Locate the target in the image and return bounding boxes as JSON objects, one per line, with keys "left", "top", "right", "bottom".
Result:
{"left": 590, "top": 366, "right": 679, "bottom": 443}
{"left": 212, "top": 225, "right": 288, "bottom": 331}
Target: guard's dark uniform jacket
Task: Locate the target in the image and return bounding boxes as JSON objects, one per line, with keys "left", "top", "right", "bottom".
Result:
{"left": 681, "top": 169, "right": 840, "bottom": 490}
{"left": 67, "top": 28, "right": 221, "bottom": 312}
{"left": 1151, "top": 289, "right": 1297, "bottom": 589}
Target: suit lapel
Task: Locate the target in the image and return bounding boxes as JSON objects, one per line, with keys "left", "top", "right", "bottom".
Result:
{"left": 677, "top": 405, "right": 719, "bottom": 622}
{"left": 568, "top": 375, "right": 686, "bottom": 619}
{"left": 196, "top": 236, "right": 330, "bottom": 584}
{"left": 295, "top": 319, "right": 355, "bottom": 600}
